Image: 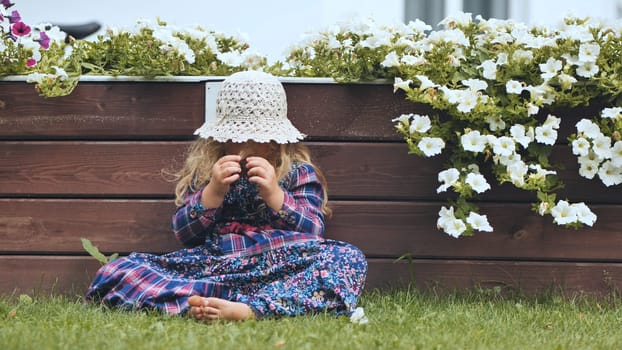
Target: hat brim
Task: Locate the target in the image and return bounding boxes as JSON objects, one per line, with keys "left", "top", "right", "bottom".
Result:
{"left": 194, "top": 117, "right": 306, "bottom": 143}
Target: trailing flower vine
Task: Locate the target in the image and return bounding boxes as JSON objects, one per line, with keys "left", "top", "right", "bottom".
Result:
{"left": 285, "top": 13, "right": 622, "bottom": 237}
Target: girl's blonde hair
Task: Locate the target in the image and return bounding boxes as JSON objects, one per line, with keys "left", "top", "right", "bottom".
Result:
{"left": 172, "top": 139, "right": 332, "bottom": 217}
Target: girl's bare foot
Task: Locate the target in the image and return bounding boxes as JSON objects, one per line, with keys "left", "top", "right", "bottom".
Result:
{"left": 188, "top": 295, "right": 256, "bottom": 321}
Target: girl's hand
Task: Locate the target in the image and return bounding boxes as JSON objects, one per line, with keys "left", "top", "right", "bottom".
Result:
{"left": 245, "top": 156, "right": 284, "bottom": 211}
{"left": 201, "top": 155, "right": 242, "bottom": 208}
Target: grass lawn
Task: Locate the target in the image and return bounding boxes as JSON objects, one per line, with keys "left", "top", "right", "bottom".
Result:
{"left": 1, "top": 288, "right": 621, "bottom": 350}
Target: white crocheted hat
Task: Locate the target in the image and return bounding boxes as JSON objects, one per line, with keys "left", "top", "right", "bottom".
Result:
{"left": 194, "top": 70, "right": 305, "bottom": 143}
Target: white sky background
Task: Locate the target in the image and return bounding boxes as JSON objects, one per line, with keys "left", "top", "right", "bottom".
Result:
{"left": 15, "top": 0, "right": 622, "bottom": 63}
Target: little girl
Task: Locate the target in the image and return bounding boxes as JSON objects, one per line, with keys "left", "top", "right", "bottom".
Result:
{"left": 86, "top": 70, "right": 368, "bottom": 321}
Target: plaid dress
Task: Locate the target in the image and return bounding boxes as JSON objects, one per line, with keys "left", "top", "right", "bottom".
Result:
{"left": 86, "top": 162, "right": 367, "bottom": 318}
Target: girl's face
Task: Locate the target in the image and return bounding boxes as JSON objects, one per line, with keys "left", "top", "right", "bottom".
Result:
{"left": 224, "top": 141, "right": 274, "bottom": 159}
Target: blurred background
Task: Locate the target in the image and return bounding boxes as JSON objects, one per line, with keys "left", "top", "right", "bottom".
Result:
{"left": 16, "top": 0, "right": 622, "bottom": 63}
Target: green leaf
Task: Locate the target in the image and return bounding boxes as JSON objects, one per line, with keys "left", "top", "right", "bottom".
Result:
{"left": 80, "top": 238, "right": 109, "bottom": 265}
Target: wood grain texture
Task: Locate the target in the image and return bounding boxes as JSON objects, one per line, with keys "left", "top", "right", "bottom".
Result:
{"left": 1, "top": 81, "right": 607, "bottom": 141}
{"left": 0, "top": 82, "right": 205, "bottom": 139}
{"left": 1, "top": 141, "right": 619, "bottom": 202}
{"left": 2, "top": 256, "right": 621, "bottom": 296}
{"left": 285, "top": 84, "right": 423, "bottom": 141}
{"left": 3, "top": 199, "right": 622, "bottom": 262}
{"left": 367, "top": 259, "right": 622, "bottom": 295}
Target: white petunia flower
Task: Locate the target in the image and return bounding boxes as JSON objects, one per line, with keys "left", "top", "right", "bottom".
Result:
{"left": 465, "top": 173, "right": 491, "bottom": 193}
{"left": 592, "top": 135, "right": 612, "bottom": 159}
{"left": 572, "top": 137, "right": 591, "bottom": 156}
{"left": 496, "top": 53, "right": 509, "bottom": 65}
{"left": 551, "top": 200, "right": 578, "bottom": 225}
{"left": 409, "top": 114, "right": 432, "bottom": 134}
{"left": 578, "top": 43, "right": 601, "bottom": 63}
{"left": 528, "top": 164, "right": 557, "bottom": 179}
{"left": 466, "top": 212, "right": 493, "bottom": 232}
{"left": 485, "top": 115, "right": 506, "bottom": 131}
{"left": 407, "top": 19, "right": 432, "bottom": 32}
{"left": 467, "top": 163, "right": 480, "bottom": 174}
{"left": 498, "top": 152, "right": 522, "bottom": 167}
{"left": 512, "top": 49, "right": 533, "bottom": 62}
{"left": 576, "top": 61, "right": 599, "bottom": 78}
{"left": 572, "top": 202, "right": 597, "bottom": 227}
{"left": 510, "top": 124, "right": 534, "bottom": 149}
{"left": 444, "top": 218, "right": 467, "bottom": 238}
{"left": 562, "top": 53, "right": 581, "bottom": 66}
{"left": 598, "top": 160, "right": 622, "bottom": 186}
{"left": 456, "top": 90, "right": 479, "bottom": 113}
{"left": 401, "top": 54, "right": 426, "bottom": 65}
{"left": 462, "top": 79, "right": 488, "bottom": 91}
{"left": 52, "top": 66, "right": 69, "bottom": 81}
{"left": 461, "top": 130, "right": 488, "bottom": 153}
{"left": 610, "top": 141, "right": 622, "bottom": 167}
{"left": 439, "top": 12, "right": 473, "bottom": 28}
{"left": 393, "top": 77, "right": 412, "bottom": 93}
{"left": 543, "top": 114, "right": 561, "bottom": 129}
{"left": 437, "top": 206, "right": 456, "bottom": 230}
{"left": 415, "top": 75, "right": 439, "bottom": 89}
{"left": 557, "top": 73, "right": 578, "bottom": 89}
{"left": 576, "top": 119, "right": 602, "bottom": 139}
{"left": 392, "top": 114, "right": 411, "bottom": 124}
{"left": 539, "top": 57, "right": 563, "bottom": 81}
{"left": 601, "top": 107, "right": 622, "bottom": 119}
{"left": 560, "top": 24, "right": 594, "bottom": 42}
{"left": 506, "top": 80, "right": 523, "bottom": 94}
{"left": 437, "top": 168, "right": 460, "bottom": 193}
{"left": 381, "top": 51, "right": 400, "bottom": 67}
{"left": 217, "top": 51, "right": 244, "bottom": 66}
{"left": 350, "top": 307, "right": 369, "bottom": 325}
{"left": 491, "top": 136, "right": 516, "bottom": 156}
{"left": 418, "top": 137, "right": 445, "bottom": 157}
{"left": 479, "top": 59, "right": 497, "bottom": 80}
{"left": 506, "top": 160, "right": 528, "bottom": 187}
{"left": 535, "top": 124, "right": 558, "bottom": 145}
{"left": 527, "top": 103, "right": 539, "bottom": 116}
{"left": 538, "top": 201, "right": 549, "bottom": 216}
{"left": 578, "top": 158, "right": 600, "bottom": 179}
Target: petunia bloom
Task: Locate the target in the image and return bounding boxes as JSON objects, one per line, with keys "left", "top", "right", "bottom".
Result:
{"left": 37, "top": 31, "right": 51, "bottom": 49}
{"left": 11, "top": 21, "right": 31, "bottom": 36}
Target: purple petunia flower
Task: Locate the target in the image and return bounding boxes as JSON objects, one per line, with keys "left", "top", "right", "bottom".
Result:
{"left": 38, "top": 31, "right": 50, "bottom": 49}
{"left": 26, "top": 58, "right": 37, "bottom": 67}
{"left": 11, "top": 21, "right": 31, "bottom": 36}
{"left": 1, "top": 0, "right": 14, "bottom": 9}
{"left": 9, "top": 10, "right": 20, "bottom": 23}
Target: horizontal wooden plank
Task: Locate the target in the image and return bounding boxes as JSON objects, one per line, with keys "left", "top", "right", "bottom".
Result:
{"left": 0, "top": 82, "right": 205, "bottom": 139}
{"left": 0, "top": 140, "right": 619, "bottom": 202}
{"left": 2, "top": 256, "right": 621, "bottom": 296}
{"left": 367, "top": 259, "right": 622, "bottom": 295}
{"left": 0, "top": 82, "right": 420, "bottom": 141}
{"left": 328, "top": 201, "right": 622, "bottom": 261}
{"left": 285, "top": 84, "right": 421, "bottom": 141}
{"left": 0, "top": 199, "right": 180, "bottom": 254}
{"left": 2, "top": 199, "right": 622, "bottom": 262}
{"left": 1, "top": 81, "right": 608, "bottom": 141}
{"left": 0, "top": 141, "right": 184, "bottom": 196}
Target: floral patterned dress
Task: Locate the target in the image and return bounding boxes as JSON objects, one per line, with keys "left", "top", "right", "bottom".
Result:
{"left": 86, "top": 162, "right": 368, "bottom": 318}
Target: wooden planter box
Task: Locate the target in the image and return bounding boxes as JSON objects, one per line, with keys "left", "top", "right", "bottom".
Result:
{"left": 1, "top": 77, "right": 621, "bottom": 296}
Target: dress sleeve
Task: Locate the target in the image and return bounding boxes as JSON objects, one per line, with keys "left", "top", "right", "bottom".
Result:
{"left": 268, "top": 163, "right": 326, "bottom": 236}
{"left": 171, "top": 188, "right": 222, "bottom": 247}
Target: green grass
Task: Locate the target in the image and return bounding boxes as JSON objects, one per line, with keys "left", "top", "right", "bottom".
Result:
{"left": 1, "top": 288, "right": 622, "bottom": 350}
